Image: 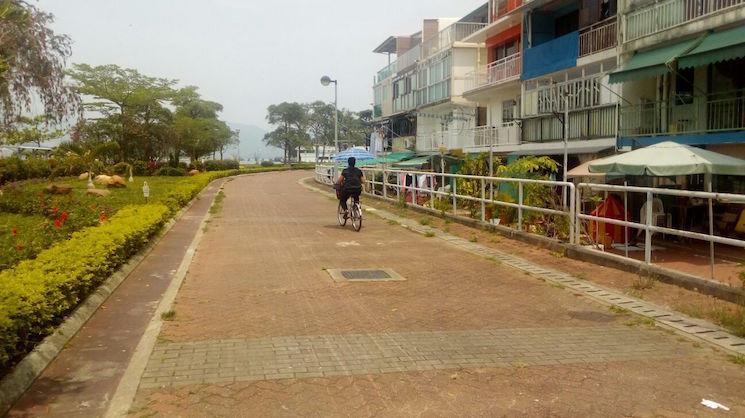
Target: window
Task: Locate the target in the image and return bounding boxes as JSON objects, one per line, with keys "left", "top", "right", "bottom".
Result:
{"left": 502, "top": 100, "right": 516, "bottom": 122}
{"left": 675, "top": 67, "right": 695, "bottom": 105}
{"left": 492, "top": 39, "right": 518, "bottom": 61}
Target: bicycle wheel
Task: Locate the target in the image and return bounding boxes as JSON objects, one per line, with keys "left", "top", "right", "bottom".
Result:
{"left": 337, "top": 203, "right": 347, "bottom": 226}
{"left": 351, "top": 204, "right": 362, "bottom": 231}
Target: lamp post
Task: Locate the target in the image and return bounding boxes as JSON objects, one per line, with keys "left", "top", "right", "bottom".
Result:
{"left": 321, "top": 75, "right": 338, "bottom": 178}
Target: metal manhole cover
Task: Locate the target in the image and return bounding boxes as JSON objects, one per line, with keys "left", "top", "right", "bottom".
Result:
{"left": 326, "top": 268, "right": 406, "bottom": 282}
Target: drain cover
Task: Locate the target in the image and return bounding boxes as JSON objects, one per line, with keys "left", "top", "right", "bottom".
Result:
{"left": 342, "top": 270, "right": 392, "bottom": 280}
{"left": 326, "top": 268, "right": 405, "bottom": 282}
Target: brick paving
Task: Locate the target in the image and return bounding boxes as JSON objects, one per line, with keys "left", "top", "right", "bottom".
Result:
{"left": 141, "top": 327, "right": 689, "bottom": 388}
{"left": 120, "top": 171, "right": 745, "bottom": 416}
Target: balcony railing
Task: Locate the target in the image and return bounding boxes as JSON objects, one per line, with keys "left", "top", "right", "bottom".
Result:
{"left": 416, "top": 124, "right": 521, "bottom": 152}
{"left": 620, "top": 90, "right": 745, "bottom": 137}
{"left": 393, "top": 93, "right": 418, "bottom": 113}
{"left": 465, "top": 52, "right": 522, "bottom": 92}
{"left": 523, "top": 74, "right": 612, "bottom": 117}
{"left": 397, "top": 44, "right": 421, "bottom": 71}
{"left": 625, "top": 0, "right": 745, "bottom": 42}
{"left": 522, "top": 105, "right": 617, "bottom": 143}
{"left": 376, "top": 61, "right": 397, "bottom": 83}
{"left": 421, "top": 22, "right": 487, "bottom": 58}
{"left": 579, "top": 17, "right": 617, "bottom": 57}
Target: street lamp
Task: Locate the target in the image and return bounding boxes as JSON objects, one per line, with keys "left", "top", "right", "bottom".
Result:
{"left": 321, "top": 75, "right": 339, "bottom": 178}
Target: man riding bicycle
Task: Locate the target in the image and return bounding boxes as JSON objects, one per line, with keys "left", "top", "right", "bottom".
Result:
{"left": 337, "top": 156, "right": 365, "bottom": 216}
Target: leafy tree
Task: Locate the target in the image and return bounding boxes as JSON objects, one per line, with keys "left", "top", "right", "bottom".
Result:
{"left": 0, "top": 115, "right": 64, "bottom": 147}
{"left": 0, "top": 0, "right": 78, "bottom": 129}
{"left": 263, "top": 102, "right": 309, "bottom": 163}
{"left": 67, "top": 63, "right": 177, "bottom": 161}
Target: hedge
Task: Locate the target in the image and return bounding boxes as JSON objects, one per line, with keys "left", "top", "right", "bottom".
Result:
{"left": 0, "top": 204, "right": 170, "bottom": 372}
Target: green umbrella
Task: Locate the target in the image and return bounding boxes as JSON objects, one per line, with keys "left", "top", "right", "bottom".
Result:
{"left": 588, "top": 141, "right": 745, "bottom": 176}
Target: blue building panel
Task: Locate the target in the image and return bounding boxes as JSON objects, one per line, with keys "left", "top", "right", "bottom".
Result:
{"left": 618, "top": 131, "right": 745, "bottom": 148}
{"left": 522, "top": 31, "right": 579, "bottom": 80}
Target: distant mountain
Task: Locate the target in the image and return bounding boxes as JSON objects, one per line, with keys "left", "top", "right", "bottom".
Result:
{"left": 227, "top": 122, "right": 282, "bottom": 162}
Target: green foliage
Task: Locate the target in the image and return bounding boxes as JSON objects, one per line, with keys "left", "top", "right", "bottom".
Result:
{"left": 0, "top": 204, "right": 170, "bottom": 372}
{"left": 260, "top": 160, "right": 274, "bottom": 167}
{"left": 111, "top": 162, "right": 131, "bottom": 175}
{"left": 203, "top": 160, "right": 239, "bottom": 171}
{"left": 153, "top": 167, "right": 186, "bottom": 177}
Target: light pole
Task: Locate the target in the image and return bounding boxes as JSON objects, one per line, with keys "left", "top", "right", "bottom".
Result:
{"left": 321, "top": 75, "right": 339, "bottom": 179}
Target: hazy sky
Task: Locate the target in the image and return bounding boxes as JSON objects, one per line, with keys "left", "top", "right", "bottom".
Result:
{"left": 37, "top": 0, "right": 486, "bottom": 129}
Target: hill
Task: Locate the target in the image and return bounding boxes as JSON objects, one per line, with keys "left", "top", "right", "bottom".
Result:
{"left": 226, "top": 122, "right": 283, "bottom": 162}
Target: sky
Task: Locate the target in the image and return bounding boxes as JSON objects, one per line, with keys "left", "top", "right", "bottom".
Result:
{"left": 36, "top": 0, "right": 486, "bottom": 130}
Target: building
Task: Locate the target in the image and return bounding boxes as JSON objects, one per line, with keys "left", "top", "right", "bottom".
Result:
{"left": 611, "top": 0, "right": 745, "bottom": 158}
{"left": 371, "top": 0, "right": 745, "bottom": 164}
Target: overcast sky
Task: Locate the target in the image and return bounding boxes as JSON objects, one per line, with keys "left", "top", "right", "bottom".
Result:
{"left": 37, "top": 0, "right": 486, "bottom": 129}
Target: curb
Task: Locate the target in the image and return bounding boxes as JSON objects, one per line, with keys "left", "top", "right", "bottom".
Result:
{"left": 301, "top": 178, "right": 745, "bottom": 357}
{"left": 0, "top": 177, "right": 224, "bottom": 416}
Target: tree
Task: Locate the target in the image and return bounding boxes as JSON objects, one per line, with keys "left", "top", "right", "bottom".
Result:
{"left": 306, "top": 101, "right": 335, "bottom": 160}
{"left": 171, "top": 87, "right": 235, "bottom": 163}
{"left": 0, "top": 1, "right": 78, "bottom": 129}
{"left": 263, "top": 102, "right": 308, "bottom": 163}
{"left": 0, "top": 115, "right": 64, "bottom": 147}
{"left": 67, "top": 63, "right": 177, "bottom": 162}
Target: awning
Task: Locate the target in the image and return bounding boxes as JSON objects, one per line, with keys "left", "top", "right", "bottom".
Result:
{"left": 608, "top": 36, "right": 704, "bottom": 84}
{"left": 678, "top": 25, "right": 745, "bottom": 69}
{"left": 393, "top": 155, "right": 435, "bottom": 168}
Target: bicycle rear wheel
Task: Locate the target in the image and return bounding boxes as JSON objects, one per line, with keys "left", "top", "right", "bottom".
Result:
{"left": 351, "top": 204, "right": 362, "bottom": 231}
{"left": 337, "top": 203, "right": 347, "bottom": 226}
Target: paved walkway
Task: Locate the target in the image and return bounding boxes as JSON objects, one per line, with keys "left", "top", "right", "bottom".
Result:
{"left": 10, "top": 171, "right": 745, "bottom": 417}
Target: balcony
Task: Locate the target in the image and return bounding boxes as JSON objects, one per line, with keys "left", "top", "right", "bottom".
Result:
{"left": 579, "top": 17, "right": 617, "bottom": 57}
{"left": 522, "top": 31, "right": 579, "bottom": 80}
{"left": 416, "top": 124, "right": 521, "bottom": 152}
{"left": 376, "top": 61, "right": 397, "bottom": 84}
{"left": 625, "top": 0, "right": 745, "bottom": 42}
{"left": 489, "top": 0, "right": 523, "bottom": 21}
{"left": 523, "top": 74, "right": 614, "bottom": 117}
{"left": 465, "top": 52, "right": 522, "bottom": 92}
{"left": 522, "top": 105, "right": 618, "bottom": 143}
{"left": 619, "top": 90, "right": 745, "bottom": 137}
{"left": 421, "top": 22, "right": 487, "bottom": 58}
{"left": 393, "top": 93, "right": 417, "bottom": 114}
{"left": 397, "top": 44, "right": 421, "bottom": 71}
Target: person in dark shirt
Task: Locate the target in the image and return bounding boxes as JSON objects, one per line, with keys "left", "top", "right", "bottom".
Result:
{"left": 337, "top": 157, "right": 365, "bottom": 213}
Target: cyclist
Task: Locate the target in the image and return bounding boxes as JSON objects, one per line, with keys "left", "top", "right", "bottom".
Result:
{"left": 337, "top": 156, "right": 365, "bottom": 216}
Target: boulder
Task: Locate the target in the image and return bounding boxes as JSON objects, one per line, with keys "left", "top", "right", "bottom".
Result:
{"left": 86, "top": 188, "right": 111, "bottom": 197}
{"left": 44, "top": 184, "right": 73, "bottom": 195}
{"left": 107, "top": 175, "right": 127, "bottom": 188}
{"left": 95, "top": 174, "right": 113, "bottom": 186}
{"left": 188, "top": 169, "right": 200, "bottom": 176}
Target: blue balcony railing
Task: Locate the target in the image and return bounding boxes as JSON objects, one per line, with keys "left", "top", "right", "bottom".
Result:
{"left": 522, "top": 31, "right": 579, "bottom": 80}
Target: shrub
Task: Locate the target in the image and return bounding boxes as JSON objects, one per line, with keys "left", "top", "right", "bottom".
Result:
{"left": 24, "top": 157, "right": 52, "bottom": 179}
{"left": 260, "top": 160, "right": 274, "bottom": 167}
{"left": 110, "top": 162, "right": 131, "bottom": 175}
{"left": 153, "top": 167, "right": 186, "bottom": 177}
{"left": 203, "top": 160, "right": 239, "bottom": 171}
{"left": 0, "top": 156, "right": 27, "bottom": 184}
{"left": 0, "top": 204, "right": 170, "bottom": 372}
{"left": 131, "top": 160, "right": 147, "bottom": 176}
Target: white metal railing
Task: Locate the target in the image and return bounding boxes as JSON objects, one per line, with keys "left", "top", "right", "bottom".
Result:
{"left": 579, "top": 17, "right": 617, "bottom": 57}
{"left": 625, "top": 0, "right": 745, "bottom": 42}
{"left": 619, "top": 90, "right": 745, "bottom": 137}
{"left": 472, "top": 123, "right": 521, "bottom": 148}
{"left": 376, "top": 61, "right": 397, "bottom": 83}
{"left": 523, "top": 74, "right": 614, "bottom": 117}
{"left": 576, "top": 182, "right": 745, "bottom": 281}
{"left": 421, "top": 22, "right": 487, "bottom": 58}
{"left": 316, "top": 163, "right": 745, "bottom": 284}
{"left": 360, "top": 167, "right": 576, "bottom": 244}
{"left": 397, "top": 44, "right": 421, "bottom": 70}
{"left": 466, "top": 53, "right": 522, "bottom": 92}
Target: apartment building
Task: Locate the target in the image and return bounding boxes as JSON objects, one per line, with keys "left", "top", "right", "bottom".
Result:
{"left": 372, "top": 8, "right": 488, "bottom": 153}
{"left": 612, "top": 0, "right": 745, "bottom": 157}
{"left": 371, "top": 0, "right": 745, "bottom": 162}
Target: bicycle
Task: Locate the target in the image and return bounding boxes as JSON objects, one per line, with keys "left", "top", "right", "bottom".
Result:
{"left": 337, "top": 199, "right": 363, "bottom": 231}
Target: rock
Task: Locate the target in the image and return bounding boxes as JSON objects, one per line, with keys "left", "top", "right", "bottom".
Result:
{"left": 79, "top": 172, "right": 93, "bottom": 180}
{"left": 188, "top": 169, "right": 200, "bottom": 176}
{"left": 107, "top": 175, "right": 127, "bottom": 188}
{"left": 95, "top": 174, "right": 113, "bottom": 186}
{"left": 86, "top": 188, "right": 111, "bottom": 197}
{"left": 44, "top": 184, "right": 73, "bottom": 195}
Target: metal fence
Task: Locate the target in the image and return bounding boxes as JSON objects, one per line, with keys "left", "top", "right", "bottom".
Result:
{"left": 316, "top": 164, "right": 745, "bottom": 284}
{"left": 625, "top": 0, "right": 745, "bottom": 42}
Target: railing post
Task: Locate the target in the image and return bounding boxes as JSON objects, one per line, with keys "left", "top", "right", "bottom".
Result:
{"left": 645, "top": 191, "right": 653, "bottom": 265}
{"left": 518, "top": 182, "right": 524, "bottom": 231}
{"left": 569, "top": 184, "right": 576, "bottom": 245}
{"left": 383, "top": 169, "right": 387, "bottom": 199}
{"left": 481, "top": 178, "right": 486, "bottom": 222}
{"left": 452, "top": 177, "right": 457, "bottom": 215}
{"left": 412, "top": 175, "right": 417, "bottom": 206}
{"left": 575, "top": 185, "right": 582, "bottom": 245}
{"left": 396, "top": 173, "right": 401, "bottom": 202}
{"left": 430, "top": 175, "right": 435, "bottom": 210}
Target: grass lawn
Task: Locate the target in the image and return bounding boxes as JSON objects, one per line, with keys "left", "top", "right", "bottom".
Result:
{"left": 0, "top": 173, "right": 217, "bottom": 271}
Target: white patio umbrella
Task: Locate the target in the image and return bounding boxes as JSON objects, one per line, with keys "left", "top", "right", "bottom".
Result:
{"left": 588, "top": 141, "right": 745, "bottom": 176}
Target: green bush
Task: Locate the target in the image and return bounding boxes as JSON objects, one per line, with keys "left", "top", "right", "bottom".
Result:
{"left": 260, "top": 160, "right": 274, "bottom": 167}
{"left": 110, "top": 162, "right": 131, "bottom": 175}
{"left": 203, "top": 160, "right": 239, "bottom": 171}
{"left": 0, "top": 156, "right": 27, "bottom": 184}
{"left": 0, "top": 204, "right": 170, "bottom": 372}
{"left": 154, "top": 167, "right": 186, "bottom": 177}
{"left": 131, "top": 160, "right": 147, "bottom": 176}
